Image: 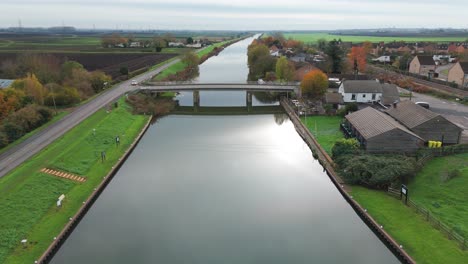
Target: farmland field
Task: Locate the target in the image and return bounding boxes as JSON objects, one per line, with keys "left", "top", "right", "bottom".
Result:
{"left": 0, "top": 52, "right": 177, "bottom": 78}
{"left": 283, "top": 33, "right": 468, "bottom": 43}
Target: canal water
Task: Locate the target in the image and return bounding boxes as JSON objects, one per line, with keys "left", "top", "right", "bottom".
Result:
{"left": 51, "top": 36, "right": 399, "bottom": 264}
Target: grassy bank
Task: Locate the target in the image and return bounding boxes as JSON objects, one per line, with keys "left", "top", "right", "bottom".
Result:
{"left": 152, "top": 40, "right": 233, "bottom": 81}
{"left": 0, "top": 97, "right": 150, "bottom": 263}
{"left": 408, "top": 153, "right": 468, "bottom": 237}
{"left": 300, "top": 115, "right": 344, "bottom": 155}
{"left": 351, "top": 186, "right": 468, "bottom": 264}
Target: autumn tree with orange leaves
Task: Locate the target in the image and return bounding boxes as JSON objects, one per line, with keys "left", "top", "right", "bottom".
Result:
{"left": 301, "top": 70, "right": 328, "bottom": 98}
{"left": 348, "top": 47, "right": 367, "bottom": 73}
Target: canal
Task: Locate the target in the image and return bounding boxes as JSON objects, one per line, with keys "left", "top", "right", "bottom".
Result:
{"left": 51, "top": 35, "right": 399, "bottom": 264}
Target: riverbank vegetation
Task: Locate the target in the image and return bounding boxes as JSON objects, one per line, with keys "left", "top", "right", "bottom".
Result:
{"left": 126, "top": 92, "right": 176, "bottom": 118}
{"left": 152, "top": 39, "right": 238, "bottom": 82}
{"left": 0, "top": 97, "right": 150, "bottom": 263}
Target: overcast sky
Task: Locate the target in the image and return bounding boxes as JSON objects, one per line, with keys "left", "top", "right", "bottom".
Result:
{"left": 1, "top": 0, "right": 467, "bottom": 30}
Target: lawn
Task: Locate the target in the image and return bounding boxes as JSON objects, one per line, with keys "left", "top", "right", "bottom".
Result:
{"left": 408, "top": 153, "right": 468, "bottom": 237}
{"left": 300, "top": 115, "right": 344, "bottom": 155}
{"left": 283, "top": 32, "right": 468, "bottom": 44}
{"left": 351, "top": 186, "right": 468, "bottom": 264}
{"left": 0, "top": 97, "right": 150, "bottom": 263}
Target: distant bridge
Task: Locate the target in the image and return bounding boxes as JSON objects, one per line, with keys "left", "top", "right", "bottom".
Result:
{"left": 138, "top": 82, "right": 299, "bottom": 92}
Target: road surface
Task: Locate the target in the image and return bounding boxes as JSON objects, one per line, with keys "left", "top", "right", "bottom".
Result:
{"left": 0, "top": 59, "right": 180, "bottom": 178}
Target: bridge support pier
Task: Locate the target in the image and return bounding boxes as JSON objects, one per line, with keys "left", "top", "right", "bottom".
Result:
{"left": 193, "top": 90, "right": 200, "bottom": 112}
{"left": 246, "top": 92, "right": 252, "bottom": 112}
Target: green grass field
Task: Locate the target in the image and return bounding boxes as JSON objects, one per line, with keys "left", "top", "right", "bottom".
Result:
{"left": 283, "top": 33, "right": 468, "bottom": 44}
{"left": 0, "top": 98, "right": 149, "bottom": 263}
{"left": 408, "top": 153, "right": 468, "bottom": 237}
{"left": 300, "top": 115, "right": 344, "bottom": 155}
{"left": 351, "top": 186, "right": 468, "bottom": 264}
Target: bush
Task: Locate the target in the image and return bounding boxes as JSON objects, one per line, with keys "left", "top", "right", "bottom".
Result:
{"left": 336, "top": 103, "right": 358, "bottom": 117}
{"left": 45, "top": 87, "right": 80, "bottom": 107}
{"left": 331, "top": 138, "right": 360, "bottom": 159}
{"left": 0, "top": 105, "right": 53, "bottom": 143}
{"left": 338, "top": 154, "right": 416, "bottom": 189}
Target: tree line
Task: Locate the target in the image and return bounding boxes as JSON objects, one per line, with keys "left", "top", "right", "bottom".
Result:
{"left": 0, "top": 54, "right": 111, "bottom": 148}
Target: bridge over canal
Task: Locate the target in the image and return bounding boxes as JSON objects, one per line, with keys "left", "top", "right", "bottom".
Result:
{"left": 138, "top": 82, "right": 299, "bottom": 108}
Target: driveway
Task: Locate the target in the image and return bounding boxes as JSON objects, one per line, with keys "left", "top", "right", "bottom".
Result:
{"left": 0, "top": 58, "right": 180, "bottom": 178}
{"left": 435, "top": 63, "right": 455, "bottom": 81}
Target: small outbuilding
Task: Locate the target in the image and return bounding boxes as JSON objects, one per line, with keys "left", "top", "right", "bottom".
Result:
{"left": 344, "top": 107, "right": 424, "bottom": 153}
{"left": 385, "top": 101, "right": 462, "bottom": 144}
{"left": 338, "top": 80, "right": 399, "bottom": 105}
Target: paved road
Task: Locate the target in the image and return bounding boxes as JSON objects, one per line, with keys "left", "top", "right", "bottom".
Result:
{"left": 0, "top": 59, "right": 180, "bottom": 178}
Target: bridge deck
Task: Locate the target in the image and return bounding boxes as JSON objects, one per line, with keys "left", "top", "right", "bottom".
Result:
{"left": 139, "top": 83, "right": 297, "bottom": 92}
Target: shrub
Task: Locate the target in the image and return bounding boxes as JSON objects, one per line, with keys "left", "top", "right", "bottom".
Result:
{"left": 331, "top": 138, "right": 360, "bottom": 159}
{"left": 338, "top": 154, "right": 416, "bottom": 189}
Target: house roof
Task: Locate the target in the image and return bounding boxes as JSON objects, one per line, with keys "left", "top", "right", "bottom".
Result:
{"left": 0, "top": 79, "right": 14, "bottom": 88}
{"left": 324, "top": 93, "right": 344, "bottom": 104}
{"left": 416, "top": 56, "right": 435, "bottom": 65}
{"left": 385, "top": 100, "right": 440, "bottom": 128}
{"left": 345, "top": 107, "right": 421, "bottom": 140}
{"left": 459, "top": 62, "right": 468, "bottom": 73}
{"left": 381, "top": 83, "right": 400, "bottom": 105}
{"left": 341, "top": 80, "right": 383, "bottom": 94}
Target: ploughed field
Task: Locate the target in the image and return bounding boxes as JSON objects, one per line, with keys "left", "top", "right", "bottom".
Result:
{"left": 0, "top": 52, "right": 176, "bottom": 78}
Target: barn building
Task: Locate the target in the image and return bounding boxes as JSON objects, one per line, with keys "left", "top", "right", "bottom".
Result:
{"left": 385, "top": 101, "right": 462, "bottom": 144}
{"left": 344, "top": 107, "right": 424, "bottom": 153}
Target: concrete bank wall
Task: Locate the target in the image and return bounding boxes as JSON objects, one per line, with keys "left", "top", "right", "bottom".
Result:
{"left": 36, "top": 117, "right": 153, "bottom": 264}
{"left": 280, "top": 98, "right": 416, "bottom": 264}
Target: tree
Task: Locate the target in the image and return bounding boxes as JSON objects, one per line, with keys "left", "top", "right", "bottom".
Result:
{"left": 152, "top": 37, "right": 166, "bottom": 52}
{"left": 300, "top": 70, "right": 328, "bottom": 98}
{"left": 186, "top": 37, "right": 194, "bottom": 44}
{"left": 317, "top": 38, "right": 328, "bottom": 51}
{"left": 247, "top": 43, "right": 276, "bottom": 80}
{"left": 275, "top": 56, "right": 295, "bottom": 81}
{"left": 90, "top": 71, "right": 111, "bottom": 93}
{"left": 61, "top": 61, "right": 84, "bottom": 81}
{"left": 23, "top": 73, "right": 47, "bottom": 105}
{"left": 325, "top": 39, "right": 344, "bottom": 73}
{"left": 348, "top": 47, "right": 367, "bottom": 73}
{"left": 182, "top": 51, "right": 200, "bottom": 76}
{"left": 119, "top": 66, "right": 129, "bottom": 76}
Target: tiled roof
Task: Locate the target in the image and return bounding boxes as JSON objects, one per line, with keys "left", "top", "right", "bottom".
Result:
{"left": 416, "top": 56, "right": 435, "bottom": 65}
{"left": 385, "top": 100, "right": 439, "bottom": 128}
{"left": 341, "top": 80, "right": 383, "bottom": 94}
{"left": 324, "top": 93, "right": 343, "bottom": 104}
{"left": 345, "top": 107, "right": 421, "bottom": 140}
{"left": 459, "top": 62, "right": 468, "bottom": 73}
{"left": 381, "top": 83, "right": 400, "bottom": 105}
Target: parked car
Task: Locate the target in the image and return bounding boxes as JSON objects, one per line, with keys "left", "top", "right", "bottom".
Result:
{"left": 131, "top": 80, "right": 138, "bottom": 86}
{"left": 415, "top": 102, "right": 430, "bottom": 109}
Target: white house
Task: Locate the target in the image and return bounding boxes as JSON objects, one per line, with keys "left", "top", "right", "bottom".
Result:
{"left": 129, "top": 42, "right": 141, "bottom": 48}
{"left": 338, "top": 80, "right": 399, "bottom": 105}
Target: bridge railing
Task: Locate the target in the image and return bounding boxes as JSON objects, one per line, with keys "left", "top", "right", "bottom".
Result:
{"left": 143, "top": 81, "right": 300, "bottom": 86}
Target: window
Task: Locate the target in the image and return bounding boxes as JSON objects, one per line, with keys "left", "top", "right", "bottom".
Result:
{"left": 362, "top": 94, "right": 366, "bottom": 98}
{"left": 351, "top": 94, "right": 356, "bottom": 100}
{"left": 372, "top": 93, "right": 376, "bottom": 100}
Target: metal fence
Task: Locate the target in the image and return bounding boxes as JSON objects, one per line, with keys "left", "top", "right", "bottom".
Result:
{"left": 387, "top": 187, "right": 467, "bottom": 250}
